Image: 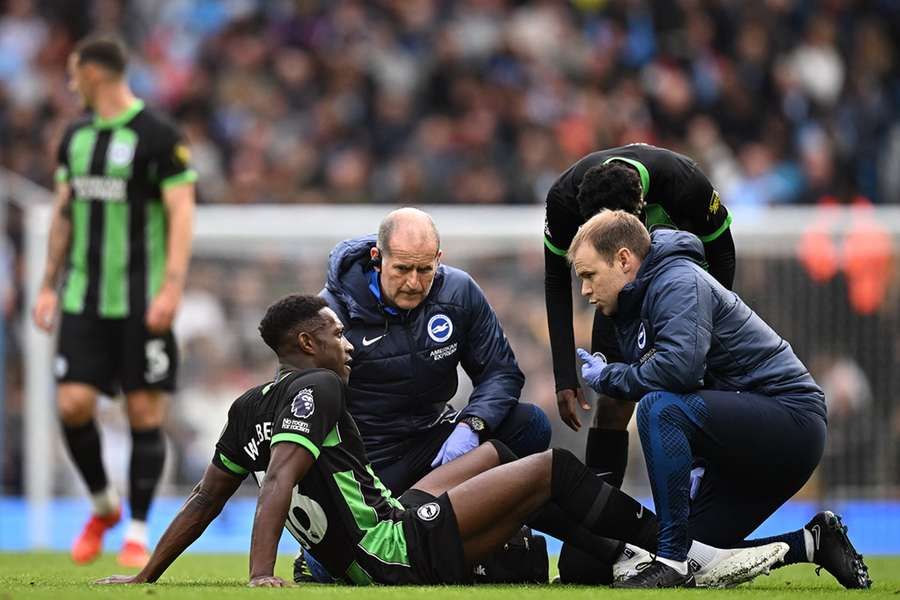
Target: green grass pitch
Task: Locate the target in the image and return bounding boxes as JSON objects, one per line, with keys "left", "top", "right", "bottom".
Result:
{"left": 1, "top": 553, "right": 897, "bottom": 599}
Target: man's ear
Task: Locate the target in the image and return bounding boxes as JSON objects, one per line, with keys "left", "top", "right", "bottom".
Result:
{"left": 297, "top": 331, "right": 317, "bottom": 355}
{"left": 617, "top": 247, "right": 631, "bottom": 271}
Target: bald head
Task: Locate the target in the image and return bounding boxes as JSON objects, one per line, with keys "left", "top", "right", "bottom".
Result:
{"left": 373, "top": 208, "right": 443, "bottom": 311}
{"left": 377, "top": 207, "right": 441, "bottom": 256}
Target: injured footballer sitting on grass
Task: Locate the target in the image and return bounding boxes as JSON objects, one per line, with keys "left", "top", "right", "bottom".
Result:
{"left": 95, "top": 293, "right": 794, "bottom": 588}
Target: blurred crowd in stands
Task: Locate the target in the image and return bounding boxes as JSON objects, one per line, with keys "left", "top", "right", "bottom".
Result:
{"left": 2, "top": 0, "right": 900, "bottom": 496}
{"left": 1, "top": 0, "right": 899, "bottom": 207}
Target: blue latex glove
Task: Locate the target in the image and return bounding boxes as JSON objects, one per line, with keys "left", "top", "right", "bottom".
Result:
{"left": 577, "top": 347, "right": 608, "bottom": 393}
{"left": 431, "top": 423, "right": 480, "bottom": 467}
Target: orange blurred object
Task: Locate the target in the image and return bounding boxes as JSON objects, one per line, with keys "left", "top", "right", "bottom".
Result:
{"left": 117, "top": 540, "right": 151, "bottom": 568}
{"left": 797, "top": 196, "right": 840, "bottom": 283}
{"left": 842, "top": 197, "right": 893, "bottom": 315}
{"left": 71, "top": 508, "right": 121, "bottom": 564}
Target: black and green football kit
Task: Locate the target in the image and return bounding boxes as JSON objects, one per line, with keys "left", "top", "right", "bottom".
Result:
{"left": 543, "top": 143, "right": 735, "bottom": 391}
{"left": 212, "top": 368, "right": 468, "bottom": 585}
{"left": 53, "top": 99, "right": 195, "bottom": 394}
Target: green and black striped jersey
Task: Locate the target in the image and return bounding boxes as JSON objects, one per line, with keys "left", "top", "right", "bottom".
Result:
{"left": 213, "top": 367, "right": 409, "bottom": 585}
{"left": 544, "top": 143, "right": 732, "bottom": 258}
{"left": 55, "top": 99, "right": 196, "bottom": 318}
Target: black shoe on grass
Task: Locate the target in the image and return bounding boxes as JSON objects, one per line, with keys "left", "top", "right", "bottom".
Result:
{"left": 806, "top": 511, "right": 872, "bottom": 589}
{"left": 612, "top": 559, "right": 695, "bottom": 588}
{"left": 293, "top": 550, "right": 316, "bottom": 584}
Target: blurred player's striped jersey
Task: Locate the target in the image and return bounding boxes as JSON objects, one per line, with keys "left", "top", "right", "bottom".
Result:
{"left": 55, "top": 99, "right": 195, "bottom": 318}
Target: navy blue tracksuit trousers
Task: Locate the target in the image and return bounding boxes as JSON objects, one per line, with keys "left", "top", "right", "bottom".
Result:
{"left": 636, "top": 389, "right": 826, "bottom": 560}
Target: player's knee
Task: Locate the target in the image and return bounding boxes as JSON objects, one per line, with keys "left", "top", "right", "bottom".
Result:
{"left": 518, "top": 449, "right": 554, "bottom": 499}
{"left": 127, "top": 407, "right": 165, "bottom": 429}
{"left": 126, "top": 391, "right": 167, "bottom": 429}
{"left": 525, "top": 448, "right": 553, "bottom": 472}
{"left": 57, "top": 400, "right": 92, "bottom": 425}
{"left": 534, "top": 449, "right": 555, "bottom": 482}
{"left": 57, "top": 387, "right": 95, "bottom": 425}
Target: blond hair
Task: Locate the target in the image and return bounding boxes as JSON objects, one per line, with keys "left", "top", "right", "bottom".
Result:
{"left": 567, "top": 210, "right": 651, "bottom": 264}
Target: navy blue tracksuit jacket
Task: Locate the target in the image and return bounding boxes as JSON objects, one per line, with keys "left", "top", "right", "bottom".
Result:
{"left": 320, "top": 235, "right": 525, "bottom": 467}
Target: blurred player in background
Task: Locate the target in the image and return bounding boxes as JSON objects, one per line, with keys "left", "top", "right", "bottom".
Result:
{"left": 571, "top": 211, "right": 870, "bottom": 589}
{"left": 31, "top": 35, "right": 196, "bottom": 567}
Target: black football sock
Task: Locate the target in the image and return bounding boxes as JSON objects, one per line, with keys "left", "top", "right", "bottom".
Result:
{"left": 550, "top": 448, "right": 658, "bottom": 551}
{"left": 735, "top": 529, "right": 809, "bottom": 566}
{"left": 585, "top": 428, "right": 628, "bottom": 487}
{"left": 489, "top": 440, "right": 626, "bottom": 564}
{"left": 62, "top": 420, "right": 108, "bottom": 493}
{"left": 558, "top": 543, "right": 613, "bottom": 584}
{"left": 129, "top": 427, "right": 166, "bottom": 522}
{"left": 556, "top": 429, "right": 630, "bottom": 582}
{"left": 528, "top": 502, "right": 624, "bottom": 563}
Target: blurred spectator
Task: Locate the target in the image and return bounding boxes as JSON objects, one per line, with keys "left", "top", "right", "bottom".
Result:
{"left": 0, "top": 0, "right": 897, "bottom": 206}
{"left": 2, "top": 0, "right": 900, "bottom": 499}
{"left": 812, "top": 354, "right": 882, "bottom": 492}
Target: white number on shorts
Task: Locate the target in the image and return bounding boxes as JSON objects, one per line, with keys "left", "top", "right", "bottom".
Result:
{"left": 254, "top": 471, "right": 328, "bottom": 548}
{"left": 284, "top": 486, "right": 329, "bottom": 549}
{"left": 144, "top": 339, "right": 170, "bottom": 383}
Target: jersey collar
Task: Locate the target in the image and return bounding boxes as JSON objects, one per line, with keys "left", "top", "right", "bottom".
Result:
{"left": 603, "top": 156, "right": 650, "bottom": 198}
{"left": 94, "top": 98, "right": 144, "bottom": 129}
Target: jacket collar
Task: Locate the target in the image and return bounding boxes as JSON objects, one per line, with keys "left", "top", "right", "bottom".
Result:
{"left": 326, "top": 235, "right": 444, "bottom": 323}
{"left": 614, "top": 229, "right": 707, "bottom": 322}
{"left": 368, "top": 270, "right": 399, "bottom": 316}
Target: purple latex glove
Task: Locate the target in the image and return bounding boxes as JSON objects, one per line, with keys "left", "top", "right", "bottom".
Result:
{"left": 431, "top": 423, "right": 480, "bottom": 467}
{"left": 577, "top": 347, "right": 608, "bottom": 392}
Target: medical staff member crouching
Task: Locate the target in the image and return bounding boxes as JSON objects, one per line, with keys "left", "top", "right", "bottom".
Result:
{"left": 569, "top": 210, "right": 868, "bottom": 589}
{"left": 294, "top": 208, "right": 551, "bottom": 582}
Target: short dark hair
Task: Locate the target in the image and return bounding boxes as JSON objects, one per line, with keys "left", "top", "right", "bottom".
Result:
{"left": 75, "top": 35, "right": 128, "bottom": 75}
{"left": 568, "top": 210, "right": 651, "bottom": 265}
{"left": 258, "top": 294, "right": 328, "bottom": 356}
{"left": 576, "top": 162, "right": 644, "bottom": 221}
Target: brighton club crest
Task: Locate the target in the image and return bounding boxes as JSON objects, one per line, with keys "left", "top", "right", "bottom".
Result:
{"left": 427, "top": 314, "right": 453, "bottom": 343}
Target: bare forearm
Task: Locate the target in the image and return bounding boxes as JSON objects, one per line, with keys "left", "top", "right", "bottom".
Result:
{"left": 162, "top": 189, "right": 194, "bottom": 293}
{"left": 248, "top": 477, "right": 293, "bottom": 579}
{"left": 41, "top": 210, "right": 71, "bottom": 290}
{"left": 137, "top": 486, "right": 223, "bottom": 583}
